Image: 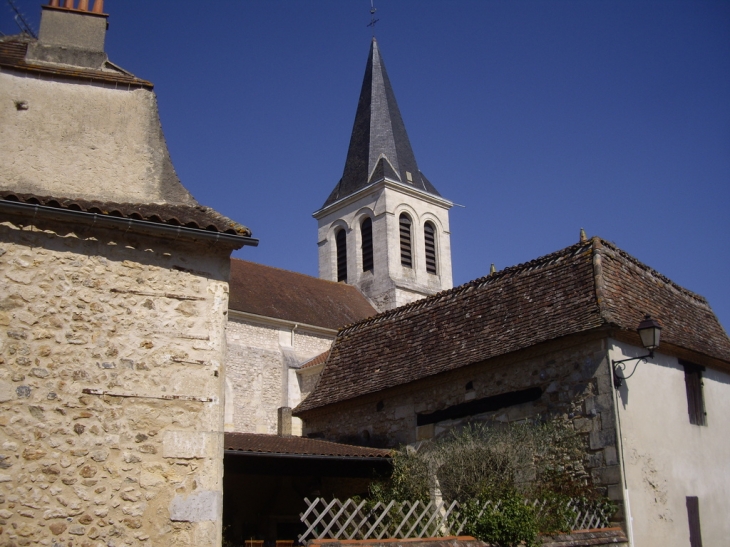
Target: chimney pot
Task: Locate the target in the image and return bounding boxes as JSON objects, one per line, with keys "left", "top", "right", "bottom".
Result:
{"left": 78, "top": 0, "right": 89, "bottom": 11}
{"left": 64, "top": 0, "right": 74, "bottom": 8}
{"left": 92, "top": 0, "right": 103, "bottom": 13}
{"left": 49, "top": 0, "right": 61, "bottom": 7}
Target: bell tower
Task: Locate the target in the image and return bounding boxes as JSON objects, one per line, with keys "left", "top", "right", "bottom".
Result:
{"left": 314, "top": 39, "right": 453, "bottom": 312}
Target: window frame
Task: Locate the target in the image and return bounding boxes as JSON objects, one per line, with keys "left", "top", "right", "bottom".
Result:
{"left": 424, "top": 220, "right": 438, "bottom": 274}
{"left": 360, "top": 216, "right": 374, "bottom": 273}
{"left": 399, "top": 213, "right": 413, "bottom": 268}
{"left": 680, "top": 360, "right": 707, "bottom": 426}
{"left": 335, "top": 227, "right": 348, "bottom": 282}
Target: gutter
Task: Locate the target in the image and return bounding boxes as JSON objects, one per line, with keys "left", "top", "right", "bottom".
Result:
{"left": 227, "top": 309, "right": 337, "bottom": 336}
{"left": 0, "top": 199, "right": 259, "bottom": 250}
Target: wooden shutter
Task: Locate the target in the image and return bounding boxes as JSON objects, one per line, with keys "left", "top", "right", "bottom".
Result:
{"left": 686, "top": 496, "right": 703, "bottom": 547}
{"left": 424, "top": 222, "right": 437, "bottom": 274}
{"left": 336, "top": 229, "right": 347, "bottom": 282}
{"left": 399, "top": 214, "right": 412, "bottom": 268}
{"left": 682, "top": 361, "right": 707, "bottom": 426}
{"left": 361, "top": 217, "right": 373, "bottom": 272}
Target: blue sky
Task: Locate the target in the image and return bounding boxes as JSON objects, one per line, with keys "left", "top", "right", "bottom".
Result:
{"left": 4, "top": 1, "right": 729, "bottom": 330}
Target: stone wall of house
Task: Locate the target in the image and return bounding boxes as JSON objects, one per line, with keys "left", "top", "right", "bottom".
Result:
{"left": 301, "top": 336, "right": 624, "bottom": 522}
{"left": 225, "top": 318, "right": 332, "bottom": 435}
{"left": 0, "top": 217, "right": 232, "bottom": 547}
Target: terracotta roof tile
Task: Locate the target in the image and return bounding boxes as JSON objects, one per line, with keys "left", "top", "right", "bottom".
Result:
{"left": 301, "top": 350, "right": 331, "bottom": 370}
{"left": 224, "top": 432, "right": 391, "bottom": 458}
{"left": 0, "top": 191, "right": 252, "bottom": 237}
{"left": 296, "top": 238, "right": 730, "bottom": 413}
{"left": 0, "top": 36, "right": 153, "bottom": 89}
{"left": 229, "top": 259, "right": 377, "bottom": 330}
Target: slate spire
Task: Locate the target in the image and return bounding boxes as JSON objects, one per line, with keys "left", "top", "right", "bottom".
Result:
{"left": 322, "top": 38, "right": 441, "bottom": 208}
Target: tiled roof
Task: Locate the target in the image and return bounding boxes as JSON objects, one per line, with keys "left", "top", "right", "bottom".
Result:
{"left": 0, "top": 36, "right": 153, "bottom": 89}
{"left": 0, "top": 192, "right": 252, "bottom": 237}
{"left": 301, "top": 350, "right": 331, "bottom": 370}
{"left": 321, "top": 38, "right": 441, "bottom": 209}
{"left": 224, "top": 432, "right": 391, "bottom": 459}
{"left": 296, "top": 238, "right": 730, "bottom": 413}
{"left": 228, "top": 259, "right": 377, "bottom": 330}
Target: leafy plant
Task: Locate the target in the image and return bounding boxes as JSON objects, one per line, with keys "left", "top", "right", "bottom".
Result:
{"left": 368, "top": 418, "right": 614, "bottom": 537}
{"left": 460, "top": 489, "right": 538, "bottom": 547}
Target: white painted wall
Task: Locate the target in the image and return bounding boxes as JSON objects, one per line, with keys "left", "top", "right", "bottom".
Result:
{"left": 315, "top": 180, "right": 452, "bottom": 311}
{"left": 609, "top": 339, "right": 730, "bottom": 547}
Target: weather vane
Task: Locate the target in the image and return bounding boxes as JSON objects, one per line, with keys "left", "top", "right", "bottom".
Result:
{"left": 367, "top": 0, "right": 379, "bottom": 36}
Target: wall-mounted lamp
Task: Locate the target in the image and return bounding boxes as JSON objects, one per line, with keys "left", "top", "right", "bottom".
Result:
{"left": 612, "top": 315, "right": 662, "bottom": 388}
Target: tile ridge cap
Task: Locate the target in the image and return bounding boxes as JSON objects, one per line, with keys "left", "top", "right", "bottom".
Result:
{"left": 590, "top": 237, "right": 617, "bottom": 326}
{"left": 597, "top": 237, "right": 710, "bottom": 307}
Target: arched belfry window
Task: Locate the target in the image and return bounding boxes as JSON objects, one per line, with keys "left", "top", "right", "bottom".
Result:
{"left": 399, "top": 213, "right": 413, "bottom": 268}
{"left": 335, "top": 228, "right": 347, "bottom": 282}
{"left": 424, "top": 221, "right": 437, "bottom": 274}
{"left": 361, "top": 217, "right": 373, "bottom": 272}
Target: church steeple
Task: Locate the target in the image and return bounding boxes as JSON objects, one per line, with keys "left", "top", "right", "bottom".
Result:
{"left": 315, "top": 39, "right": 453, "bottom": 312}
{"left": 323, "top": 38, "right": 441, "bottom": 208}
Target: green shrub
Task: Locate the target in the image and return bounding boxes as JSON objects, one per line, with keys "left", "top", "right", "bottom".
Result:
{"left": 460, "top": 489, "right": 538, "bottom": 547}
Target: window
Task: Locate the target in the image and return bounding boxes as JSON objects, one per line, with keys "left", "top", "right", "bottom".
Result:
{"left": 335, "top": 228, "right": 347, "bottom": 282}
{"left": 361, "top": 217, "right": 373, "bottom": 272}
{"left": 681, "top": 360, "right": 706, "bottom": 426}
{"left": 686, "top": 496, "right": 703, "bottom": 547}
{"left": 399, "top": 213, "right": 412, "bottom": 268}
{"left": 424, "top": 221, "right": 437, "bottom": 274}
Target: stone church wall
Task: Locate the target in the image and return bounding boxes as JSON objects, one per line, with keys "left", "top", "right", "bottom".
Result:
{"left": 225, "top": 318, "right": 332, "bottom": 435}
{"left": 0, "top": 217, "right": 231, "bottom": 547}
{"left": 302, "top": 336, "right": 624, "bottom": 518}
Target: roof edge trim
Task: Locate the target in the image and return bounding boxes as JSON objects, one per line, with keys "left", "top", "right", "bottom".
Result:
{"left": 227, "top": 309, "right": 338, "bottom": 336}
{"left": 224, "top": 449, "right": 390, "bottom": 461}
{"left": 0, "top": 199, "right": 258, "bottom": 250}
{"left": 313, "top": 178, "right": 452, "bottom": 219}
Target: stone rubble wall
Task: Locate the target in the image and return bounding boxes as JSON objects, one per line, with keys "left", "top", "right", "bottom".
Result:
{"left": 301, "top": 337, "right": 624, "bottom": 522}
{"left": 225, "top": 318, "right": 332, "bottom": 435}
{"left": 0, "top": 218, "right": 231, "bottom": 547}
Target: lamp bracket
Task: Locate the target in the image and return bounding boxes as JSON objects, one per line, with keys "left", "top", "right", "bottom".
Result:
{"left": 612, "top": 351, "right": 654, "bottom": 389}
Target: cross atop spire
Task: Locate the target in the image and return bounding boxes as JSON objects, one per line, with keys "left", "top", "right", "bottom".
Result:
{"left": 321, "top": 39, "right": 441, "bottom": 208}
{"left": 367, "top": 0, "right": 379, "bottom": 36}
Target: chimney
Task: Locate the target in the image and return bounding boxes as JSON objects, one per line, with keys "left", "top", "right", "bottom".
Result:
{"left": 277, "top": 407, "right": 293, "bottom": 436}
{"left": 26, "top": 1, "right": 109, "bottom": 69}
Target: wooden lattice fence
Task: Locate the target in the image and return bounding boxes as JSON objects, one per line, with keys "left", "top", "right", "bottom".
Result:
{"left": 299, "top": 497, "right": 614, "bottom": 542}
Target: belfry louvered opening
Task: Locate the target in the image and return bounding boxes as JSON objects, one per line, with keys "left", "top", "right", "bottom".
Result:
{"left": 335, "top": 228, "right": 347, "bottom": 282}
{"left": 424, "top": 221, "right": 437, "bottom": 274}
{"left": 399, "top": 213, "right": 412, "bottom": 268}
{"left": 361, "top": 217, "right": 373, "bottom": 272}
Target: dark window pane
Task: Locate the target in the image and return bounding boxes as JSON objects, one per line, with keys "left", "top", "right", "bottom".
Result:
{"left": 336, "top": 229, "right": 347, "bottom": 282}
{"left": 361, "top": 217, "right": 373, "bottom": 272}
{"left": 424, "top": 221, "right": 437, "bottom": 274}
{"left": 399, "top": 214, "right": 412, "bottom": 268}
{"left": 686, "top": 496, "right": 703, "bottom": 547}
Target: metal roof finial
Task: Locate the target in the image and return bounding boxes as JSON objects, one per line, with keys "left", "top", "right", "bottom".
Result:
{"left": 367, "top": 0, "right": 379, "bottom": 37}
